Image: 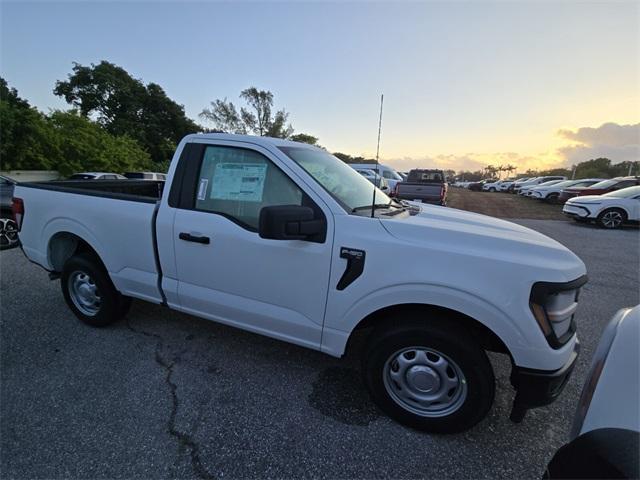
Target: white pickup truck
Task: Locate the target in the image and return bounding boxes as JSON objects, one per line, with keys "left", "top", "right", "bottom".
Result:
{"left": 13, "top": 134, "right": 587, "bottom": 433}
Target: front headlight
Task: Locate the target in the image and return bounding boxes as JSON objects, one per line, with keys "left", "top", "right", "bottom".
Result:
{"left": 530, "top": 275, "right": 588, "bottom": 348}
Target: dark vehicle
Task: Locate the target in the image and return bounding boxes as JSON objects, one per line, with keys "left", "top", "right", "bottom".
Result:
{"left": 468, "top": 180, "right": 492, "bottom": 192}
{"left": 559, "top": 176, "right": 640, "bottom": 203}
{"left": 394, "top": 169, "right": 447, "bottom": 205}
{"left": 0, "top": 175, "right": 19, "bottom": 250}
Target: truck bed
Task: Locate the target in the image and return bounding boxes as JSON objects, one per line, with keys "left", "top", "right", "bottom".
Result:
{"left": 15, "top": 180, "right": 164, "bottom": 303}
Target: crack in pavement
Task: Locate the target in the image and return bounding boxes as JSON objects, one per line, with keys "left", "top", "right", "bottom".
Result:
{"left": 126, "top": 317, "right": 215, "bottom": 480}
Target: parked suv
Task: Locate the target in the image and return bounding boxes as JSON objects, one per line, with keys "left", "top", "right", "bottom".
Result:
{"left": 354, "top": 168, "right": 389, "bottom": 193}
{"left": 563, "top": 186, "right": 640, "bottom": 229}
{"left": 514, "top": 176, "right": 567, "bottom": 194}
{"left": 559, "top": 176, "right": 640, "bottom": 203}
{"left": 530, "top": 179, "right": 605, "bottom": 203}
{"left": 350, "top": 163, "right": 403, "bottom": 192}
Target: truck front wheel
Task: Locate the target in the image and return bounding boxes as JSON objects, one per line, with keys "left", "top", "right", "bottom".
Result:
{"left": 363, "top": 318, "right": 495, "bottom": 433}
{"left": 61, "top": 253, "right": 130, "bottom": 327}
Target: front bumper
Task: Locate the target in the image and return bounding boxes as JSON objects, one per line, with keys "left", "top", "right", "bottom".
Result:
{"left": 509, "top": 340, "right": 580, "bottom": 422}
{"left": 563, "top": 204, "right": 591, "bottom": 218}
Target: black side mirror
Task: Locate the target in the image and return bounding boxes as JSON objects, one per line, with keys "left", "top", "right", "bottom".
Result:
{"left": 259, "top": 205, "right": 325, "bottom": 242}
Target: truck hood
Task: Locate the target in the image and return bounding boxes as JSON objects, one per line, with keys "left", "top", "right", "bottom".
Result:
{"left": 381, "top": 205, "right": 585, "bottom": 278}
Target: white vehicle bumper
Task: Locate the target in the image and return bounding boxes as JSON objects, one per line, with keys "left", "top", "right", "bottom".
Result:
{"left": 563, "top": 204, "right": 592, "bottom": 218}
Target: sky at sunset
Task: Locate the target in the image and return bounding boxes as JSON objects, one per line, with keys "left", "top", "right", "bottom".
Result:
{"left": 1, "top": 1, "right": 638, "bottom": 173}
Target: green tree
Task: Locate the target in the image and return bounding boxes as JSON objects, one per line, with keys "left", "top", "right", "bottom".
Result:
{"left": 47, "top": 110, "right": 152, "bottom": 177}
{"left": 289, "top": 133, "right": 320, "bottom": 146}
{"left": 572, "top": 157, "right": 612, "bottom": 178}
{"left": 0, "top": 77, "right": 59, "bottom": 171}
{"left": 54, "top": 61, "right": 201, "bottom": 165}
{"left": 200, "top": 87, "right": 294, "bottom": 138}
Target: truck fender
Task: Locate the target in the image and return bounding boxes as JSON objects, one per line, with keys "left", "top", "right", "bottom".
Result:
{"left": 323, "top": 283, "right": 530, "bottom": 365}
{"left": 43, "top": 218, "right": 111, "bottom": 273}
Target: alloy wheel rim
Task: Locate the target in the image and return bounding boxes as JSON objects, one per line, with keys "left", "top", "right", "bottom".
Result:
{"left": 68, "top": 271, "right": 101, "bottom": 316}
{"left": 602, "top": 211, "right": 622, "bottom": 228}
{"left": 383, "top": 347, "right": 467, "bottom": 417}
{"left": 0, "top": 218, "right": 18, "bottom": 247}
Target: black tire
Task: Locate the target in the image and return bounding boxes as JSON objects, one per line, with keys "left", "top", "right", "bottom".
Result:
{"left": 597, "top": 208, "right": 627, "bottom": 229}
{"left": 61, "top": 253, "right": 125, "bottom": 327}
{"left": 362, "top": 317, "right": 495, "bottom": 433}
{"left": 118, "top": 295, "right": 133, "bottom": 318}
{"left": 0, "top": 217, "right": 19, "bottom": 250}
{"left": 545, "top": 193, "right": 559, "bottom": 204}
{"left": 489, "top": 188, "right": 496, "bottom": 192}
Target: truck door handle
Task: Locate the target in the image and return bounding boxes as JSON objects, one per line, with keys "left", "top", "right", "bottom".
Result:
{"left": 179, "top": 232, "right": 210, "bottom": 244}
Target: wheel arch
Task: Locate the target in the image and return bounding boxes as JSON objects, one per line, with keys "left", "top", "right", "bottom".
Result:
{"left": 47, "top": 231, "right": 107, "bottom": 273}
{"left": 344, "top": 303, "right": 511, "bottom": 359}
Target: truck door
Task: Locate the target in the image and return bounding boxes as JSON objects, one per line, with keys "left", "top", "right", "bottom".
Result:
{"left": 171, "top": 142, "right": 334, "bottom": 350}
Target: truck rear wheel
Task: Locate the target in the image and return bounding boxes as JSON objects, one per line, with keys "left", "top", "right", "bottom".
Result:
{"left": 61, "top": 253, "right": 129, "bottom": 327}
{"left": 363, "top": 318, "right": 495, "bottom": 433}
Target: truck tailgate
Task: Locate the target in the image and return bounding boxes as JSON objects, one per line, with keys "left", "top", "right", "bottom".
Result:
{"left": 396, "top": 183, "right": 443, "bottom": 203}
{"left": 16, "top": 185, "right": 162, "bottom": 303}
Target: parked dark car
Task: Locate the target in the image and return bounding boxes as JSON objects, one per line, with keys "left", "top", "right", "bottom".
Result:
{"left": 468, "top": 180, "right": 491, "bottom": 192}
{"left": 394, "top": 169, "right": 447, "bottom": 205}
{"left": 559, "top": 176, "right": 640, "bottom": 203}
{"left": 0, "top": 175, "right": 19, "bottom": 250}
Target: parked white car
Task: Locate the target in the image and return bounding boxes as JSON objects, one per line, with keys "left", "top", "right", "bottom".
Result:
{"left": 520, "top": 179, "right": 566, "bottom": 197}
{"left": 350, "top": 163, "right": 403, "bottom": 191}
{"left": 354, "top": 168, "right": 389, "bottom": 192}
{"left": 530, "top": 178, "right": 605, "bottom": 203}
{"left": 69, "top": 172, "right": 127, "bottom": 180}
{"left": 502, "top": 177, "right": 530, "bottom": 192}
{"left": 513, "top": 176, "right": 567, "bottom": 194}
{"left": 124, "top": 172, "right": 167, "bottom": 181}
{"left": 563, "top": 185, "right": 640, "bottom": 229}
{"left": 14, "top": 133, "right": 587, "bottom": 433}
{"left": 545, "top": 305, "right": 639, "bottom": 479}
{"left": 514, "top": 176, "right": 567, "bottom": 194}
{"left": 482, "top": 180, "right": 503, "bottom": 192}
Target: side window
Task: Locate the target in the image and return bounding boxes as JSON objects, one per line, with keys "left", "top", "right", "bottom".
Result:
{"left": 195, "top": 145, "right": 303, "bottom": 230}
{"left": 613, "top": 181, "right": 633, "bottom": 190}
{"left": 382, "top": 170, "right": 393, "bottom": 179}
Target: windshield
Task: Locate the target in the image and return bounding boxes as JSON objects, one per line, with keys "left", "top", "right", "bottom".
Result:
{"left": 587, "top": 179, "right": 618, "bottom": 189}
{"left": 279, "top": 146, "right": 391, "bottom": 211}
{"left": 603, "top": 186, "right": 640, "bottom": 198}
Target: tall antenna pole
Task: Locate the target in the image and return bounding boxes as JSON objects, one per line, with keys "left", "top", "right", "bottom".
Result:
{"left": 371, "top": 94, "right": 384, "bottom": 218}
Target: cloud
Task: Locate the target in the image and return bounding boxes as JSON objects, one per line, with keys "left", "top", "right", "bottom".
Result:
{"left": 385, "top": 152, "right": 553, "bottom": 174}
{"left": 382, "top": 122, "right": 639, "bottom": 173}
{"left": 556, "top": 122, "right": 640, "bottom": 165}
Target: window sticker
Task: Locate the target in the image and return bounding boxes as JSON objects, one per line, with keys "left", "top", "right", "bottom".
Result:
{"left": 211, "top": 163, "right": 267, "bottom": 202}
{"left": 197, "top": 178, "right": 208, "bottom": 200}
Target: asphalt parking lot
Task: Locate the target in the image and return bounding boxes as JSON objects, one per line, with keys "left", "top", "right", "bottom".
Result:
{"left": 1, "top": 219, "right": 638, "bottom": 479}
